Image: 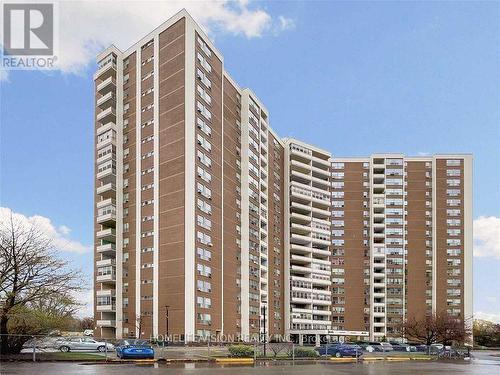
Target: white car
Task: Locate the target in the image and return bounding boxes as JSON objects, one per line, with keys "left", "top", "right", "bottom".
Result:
{"left": 57, "top": 337, "right": 114, "bottom": 352}
{"left": 83, "top": 329, "right": 94, "bottom": 336}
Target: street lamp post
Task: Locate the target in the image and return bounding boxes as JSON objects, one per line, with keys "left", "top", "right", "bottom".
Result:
{"left": 165, "top": 305, "right": 170, "bottom": 345}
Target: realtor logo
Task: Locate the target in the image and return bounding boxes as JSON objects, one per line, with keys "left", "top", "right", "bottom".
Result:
{"left": 3, "top": 3, "right": 54, "bottom": 55}
{"left": 2, "top": 2, "right": 58, "bottom": 69}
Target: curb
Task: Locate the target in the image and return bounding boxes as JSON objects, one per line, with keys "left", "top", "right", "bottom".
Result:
{"left": 329, "top": 357, "right": 358, "bottom": 362}
{"left": 215, "top": 358, "right": 254, "bottom": 364}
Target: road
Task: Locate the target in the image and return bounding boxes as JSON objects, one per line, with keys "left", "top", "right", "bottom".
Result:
{"left": 1, "top": 354, "right": 499, "bottom": 375}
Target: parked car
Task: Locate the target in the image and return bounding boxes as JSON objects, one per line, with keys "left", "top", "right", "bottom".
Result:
{"left": 365, "top": 342, "right": 384, "bottom": 352}
{"left": 115, "top": 339, "right": 155, "bottom": 359}
{"left": 388, "top": 341, "right": 413, "bottom": 352}
{"left": 316, "top": 343, "right": 362, "bottom": 358}
{"left": 57, "top": 337, "right": 114, "bottom": 352}
{"left": 380, "top": 342, "right": 394, "bottom": 352}
{"left": 409, "top": 343, "right": 428, "bottom": 352}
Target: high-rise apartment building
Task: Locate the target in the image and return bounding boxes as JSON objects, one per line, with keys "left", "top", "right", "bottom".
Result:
{"left": 94, "top": 10, "right": 472, "bottom": 343}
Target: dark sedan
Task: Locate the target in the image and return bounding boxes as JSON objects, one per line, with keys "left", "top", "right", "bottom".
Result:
{"left": 115, "top": 339, "right": 154, "bottom": 359}
{"left": 316, "top": 343, "right": 362, "bottom": 358}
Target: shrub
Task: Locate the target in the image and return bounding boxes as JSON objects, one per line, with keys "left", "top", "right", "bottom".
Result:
{"left": 228, "top": 344, "right": 255, "bottom": 358}
{"left": 291, "top": 346, "right": 319, "bottom": 358}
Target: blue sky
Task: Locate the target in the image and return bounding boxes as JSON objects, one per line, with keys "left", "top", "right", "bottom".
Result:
{"left": 1, "top": 1, "right": 499, "bottom": 319}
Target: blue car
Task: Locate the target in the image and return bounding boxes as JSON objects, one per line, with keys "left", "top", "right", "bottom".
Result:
{"left": 115, "top": 339, "right": 155, "bottom": 359}
{"left": 316, "top": 343, "right": 362, "bottom": 358}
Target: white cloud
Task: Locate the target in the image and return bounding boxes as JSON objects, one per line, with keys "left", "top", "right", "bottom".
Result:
{"left": 474, "top": 216, "right": 500, "bottom": 259}
{"left": 74, "top": 289, "right": 94, "bottom": 318}
{"left": 278, "top": 15, "right": 295, "bottom": 31}
{"left": 0, "top": 207, "right": 91, "bottom": 254}
{"left": 475, "top": 311, "right": 500, "bottom": 324}
{"left": 35, "top": 0, "right": 291, "bottom": 75}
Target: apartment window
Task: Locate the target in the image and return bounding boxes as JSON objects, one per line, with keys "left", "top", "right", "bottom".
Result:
{"left": 197, "top": 263, "right": 212, "bottom": 277}
{"left": 447, "top": 239, "right": 461, "bottom": 246}
{"left": 142, "top": 71, "right": 154, "bottom": 81}
{"left": 197, "top": 313, "right": 211, "bottom": 325}
{"left": 197, "top": 296, "right": 212, "bottom": 308}
{"left": 447, "top": 179, "right": 461, "bottom": 187}
{"left": 197, "top": 247, "right": 211, "bottom": 261}
{"left": 141, "top": 231, "right": 153, "bottom": 238}
{"left": 142, "top": 216, "right": 153, "bottom": 222}
{"left": 141, "top": 104, "right": 154, "bottom": 112}
{"left": 197, "top": 280, "right": 211, "bottom": 293}
{"left": 142, "top": 135, "right": 154, "bottom": 144}
{"left": 197, "top": 198, "right": 212, "bottom": 215}
{"left": 142, "top": 151, "right": 154, "bottom": 159}
{"left": 331, "top": 162, "right": 344, "bottom": 170}
{"left": 332, "top": 182, "right": 344, "bottom": 189}
{"left": 447, "top": 219, "right": 461, "bottom": 226}
{"left": 142, "top": 247, "right": 153, "bottom": 253}
{"left": 142, "top": 199, "right": 154, "bottom": 206}
{"left": 197, "top": 182, "right": 212, "bottom": 199}
{"left": 197, "top": 150, "right": 212, "bottom": 167}
{"left": 197, "top": 134, "right": 212, "bottom": 152}
{"left": 141, "top": 263, "right": 154, "bottom": 269}
{"left": 447, "top": 159, "right": 461, "bottom": 166}
{"left": 197, "top": 84, "right": 212, "bottom": 105}
{"left": 197, "top": 36, "right": 212, "bottom": 57}
{"left": 447, "top": 209, "right": 461, "bottom": 217}
{"left": 142, "top": 183, "right": 154, "bottom": 191}
{"left": 447, "top": 229, "right": 461, "bottom": 236}
{"left": 447, "top": 169, "right": 461, "bottom": 177}
{"left": 197, "top": 231, "right": 212, "bottom": 246}
{"left": 197, "top": 117, "right": 211, "bottom": 136}
{"left": 197, "top": 214, "right": 212, "bottom": 230}
{"left": 141, "top": 167, "right": 154, "bottom": 175}
{"left": 196, "top": 68, "right": 211, "bottom": 89}
{"left": 141, "top": 87, "right": 154, "bottom": 96}
{"left": 197, "top": 52, "right": 212, "bottom": 73}
{"left": 197, "top": 166, "right": 211, "bottom": 183}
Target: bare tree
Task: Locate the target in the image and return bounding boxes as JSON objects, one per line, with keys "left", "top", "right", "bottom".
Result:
{"left": 79, "top": 317, "right": 95, "bottom": 330}
{"left": 400, "top": 312, "right": 469, "bottom": 350}
{"left": 0, "top": 213, "right": 83, "bottom": 353}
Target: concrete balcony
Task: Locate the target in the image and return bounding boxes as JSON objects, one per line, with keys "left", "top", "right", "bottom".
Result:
{"left": 95, "top": 57, "right": 116, "bottom": 80}
{"left": 96, "top": 273, "right": 116, "bottom": 283}
{"left": 96, "top": 107, "right": 116, "bottom": 123}
{"left": 312, "top": 309, "right": 332, "bottom": 316}
{"left": 291, "top": 296, "right": 312, "bottom": 304}
{"left": 290, "top": 244, "right": 312, "bottom": 255}
{"left": 96, "top": 228, "right": 116, "bottom": 242}
{"left": 96, "top": 243, "right": 116, "bottom": 255}
{"left": 96, "top": 183, "right": 116, "bottom": 199}
{"left": 312, "top": 298, "right": 331, "bottom": 306}
{"left": 96, "top": 167, "right": 116, "bottom": 184}
{"left": 96, "top": 319, "right": 116, "bottom": 328}
{"left": 291, "top": 202, "right": 312, "bottom": 215}
{"left": 96, "top": 211, "right": 116, "bottom": 226}
{"left": 311, "top": 206, "right": 330, "bottom": 219}
{"left": 96, "top": 289, "right": 115, "bottom": 297}
{"left": 291, "top": 233, "right": 311, "bottom": 245}
{"left": 96, "top": 135, "right": 116, "bottom": 151}
{"left": 291, "top": 264, "right": 312, "bottom": 274}
{"left": 96, "top": 76, "right": 116, "bottom": 94}
{"left": 291, "top": 223, "right": 312, "bottom": 235}
{"left": 291, "top": 254, "right": 312, "bottom": 264}
{"left": 96, "top": 121, "right": 116, "bottom": 136}
{"left": 96, "top": 258, "right": 116, "bottom": 267}
{"left": 97, "top": 303, "right": 116, "bottom": 312}
{"left": 291, "top": 212, "right": 312, "bottom": 224}
{"left": 96, "top": 92, "right": 116, "bottom": 108}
